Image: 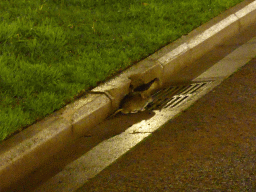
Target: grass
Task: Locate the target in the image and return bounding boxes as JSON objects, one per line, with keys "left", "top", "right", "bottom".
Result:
{"left": 0, "top": 0, "right": 244, "bottom": 141}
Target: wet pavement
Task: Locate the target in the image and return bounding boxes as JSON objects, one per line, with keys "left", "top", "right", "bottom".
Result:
{"left": 76, "top": 58, "right": 256, "bottom": 191}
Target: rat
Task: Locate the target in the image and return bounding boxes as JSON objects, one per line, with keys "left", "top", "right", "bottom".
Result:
{"left": 109, "top": 78, "right": 161, "bottom": 117}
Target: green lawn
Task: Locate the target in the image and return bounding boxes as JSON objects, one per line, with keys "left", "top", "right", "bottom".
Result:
{"left": 0, "top": 0, "right": 244, "bottom": 141}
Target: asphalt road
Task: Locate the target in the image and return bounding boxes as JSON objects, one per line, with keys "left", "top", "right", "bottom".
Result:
{"left": 76, "top": 58, "right": 256, "bottom": 191}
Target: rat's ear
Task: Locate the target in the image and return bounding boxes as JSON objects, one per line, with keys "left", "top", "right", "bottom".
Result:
{"left": 140, "top": 92, "right": 145, "bottom": 99}
{"left": 140, "top": 92, "right": 149, "bottom": 99}
{"left": 129, "top": 84, "right": 134, "bottom": 93}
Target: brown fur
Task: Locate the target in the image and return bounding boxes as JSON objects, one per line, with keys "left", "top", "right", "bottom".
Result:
{"left": 109, "top": 78, "right": 161, "bottom": 118}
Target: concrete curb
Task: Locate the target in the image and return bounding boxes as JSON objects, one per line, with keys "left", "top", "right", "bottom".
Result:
{"left": 1, "top": 0, "right": 256, "bottom": 189}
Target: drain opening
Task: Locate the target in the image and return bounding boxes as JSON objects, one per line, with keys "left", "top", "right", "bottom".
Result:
{"left": 147, "top": 81, "right": 212, "bottom": 111}
{"left": 164, "top": 95, "right": 189, "bottom": 109}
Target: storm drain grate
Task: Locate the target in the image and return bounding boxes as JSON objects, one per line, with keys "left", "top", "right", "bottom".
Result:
{"left": 147, "top": 81, "right": 213, "bottom": 110}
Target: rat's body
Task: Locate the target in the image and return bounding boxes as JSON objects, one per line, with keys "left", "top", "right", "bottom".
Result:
{"left": 119, "top": 92, "right": 153, "bottom": 114}
{"left": 109, "top": 78, "right": 161, "bottom": 117}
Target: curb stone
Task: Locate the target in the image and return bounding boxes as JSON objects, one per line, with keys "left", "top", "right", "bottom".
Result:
{"left": 0, "top": 0, "right": 256, "bottom": 189}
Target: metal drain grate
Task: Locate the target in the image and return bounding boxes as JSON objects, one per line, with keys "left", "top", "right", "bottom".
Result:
{"left": 147, "top": 81, "right": 213, "bottom": 110}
